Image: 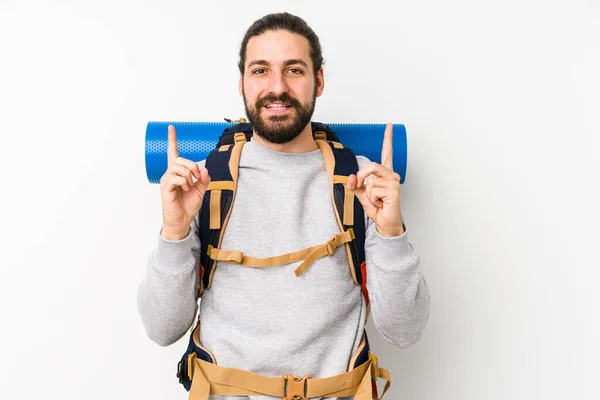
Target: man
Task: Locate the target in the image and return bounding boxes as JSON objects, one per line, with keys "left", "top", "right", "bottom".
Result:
{"left": 138, "top": 12, "right": 430, "bottom": 400}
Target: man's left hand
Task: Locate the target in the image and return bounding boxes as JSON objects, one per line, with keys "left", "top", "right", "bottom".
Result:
{"left": 347, "top": 123, "right": 404, "bottom": 237}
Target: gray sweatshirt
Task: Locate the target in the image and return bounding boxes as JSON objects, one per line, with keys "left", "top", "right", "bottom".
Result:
{"left": 137, "top": 139, "right": 430, "bottom": 400}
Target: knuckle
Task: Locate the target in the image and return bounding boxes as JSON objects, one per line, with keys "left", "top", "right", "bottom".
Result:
{"left": 160, "top": 174, "right": 171, "bottom": 185}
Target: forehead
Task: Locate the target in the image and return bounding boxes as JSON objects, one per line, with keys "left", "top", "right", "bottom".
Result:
{"left": 245, "top": 30, "right": 312, "bottom": 69}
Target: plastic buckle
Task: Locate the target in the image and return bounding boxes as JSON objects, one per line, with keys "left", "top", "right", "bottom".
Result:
{"left": 282, "top": 374, "right": 309, "bottom": 400}
{"left": 234, "top": 132, "right": 247, "bottom": 143}
{"left": 313, "top": 131, "right": 326, "bottom": 141}
{"left": 347, "top": 228, "right": 355, "bottom": 240}
{"left": 325, "top": 242, "right": 335, "bottom": 256}
{"left": 176, "top": 359, "right": 185, "bottom": 383}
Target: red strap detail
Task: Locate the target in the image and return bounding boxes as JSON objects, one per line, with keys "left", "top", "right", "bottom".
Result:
{"left": 360, "top": 261, "right": 369, "bottom": 307}
{"left": 372, "top": 379, "right": 379, "bottom": 399}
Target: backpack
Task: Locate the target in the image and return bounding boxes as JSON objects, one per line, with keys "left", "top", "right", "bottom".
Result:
{"left": 175, "top": 121, "right": 390, "bottom": 400}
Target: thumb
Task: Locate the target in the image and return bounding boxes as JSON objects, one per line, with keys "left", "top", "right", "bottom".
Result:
{"left": 347, "top": 174, "right": 378, "bottom": 216}
{"left": 347, "top": 174, "right": 360, "bottom": 192}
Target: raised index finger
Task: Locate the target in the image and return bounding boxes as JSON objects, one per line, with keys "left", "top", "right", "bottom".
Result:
{"left": 381, "top": 123, "right": 394, "bottom": 171}
{"left": 167, "top": 124, "right": 179, "bottom": 165}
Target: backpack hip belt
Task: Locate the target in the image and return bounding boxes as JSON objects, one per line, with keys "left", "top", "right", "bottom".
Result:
{"left": 184, "top": 324, "right": 390, "bottom": 400}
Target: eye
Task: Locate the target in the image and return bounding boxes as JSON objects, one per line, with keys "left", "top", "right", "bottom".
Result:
{"left": 251, "top": 68, "right": 267, "bottom": 75}
{"left": 288, "top": 68, "right": 304, "bottom": 75}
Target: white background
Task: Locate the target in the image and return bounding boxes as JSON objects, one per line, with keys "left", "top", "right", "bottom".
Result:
{"left": 1, "top": 0, "right": 599, "bottom": 399}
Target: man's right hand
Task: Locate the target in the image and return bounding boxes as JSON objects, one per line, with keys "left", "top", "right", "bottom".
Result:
{"left": 159, "top": 124, "right": 211, "bottom": 240}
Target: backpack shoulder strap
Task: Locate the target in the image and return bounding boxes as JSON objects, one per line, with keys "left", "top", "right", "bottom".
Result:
{"left": 215, "top": 123, "right": 254, "bottom": 147}
{"left": 197, "top": 130, "right": 247, "bottom": 295}
{"left": 311, "top": 121, "right": 340, "bottom": 142}
{"left": 313, "top": 132, "right": 367, "bottom": 296}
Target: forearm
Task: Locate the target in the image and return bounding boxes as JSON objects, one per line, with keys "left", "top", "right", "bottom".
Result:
{"left": 365, "top": 222, "right": 430, "bottom": 348}
{"left": 137, "top": 221, "right": 201, "bottom": 347}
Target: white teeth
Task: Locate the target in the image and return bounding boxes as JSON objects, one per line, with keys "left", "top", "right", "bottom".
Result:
{"left": 266, "top": 104, "right": 287, "bottom": 109}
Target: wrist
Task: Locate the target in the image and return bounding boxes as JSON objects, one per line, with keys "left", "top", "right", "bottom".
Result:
{"left": 375, "top": 223, "right": 405, "bottom": 237}
{"left": 160, "top": 226, "right": 190, "bottom": 241}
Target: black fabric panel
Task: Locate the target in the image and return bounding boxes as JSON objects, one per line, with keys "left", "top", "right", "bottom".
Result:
{"left": 331, "top": 144, "right": 367, "bottom": 283}
{"left": 177, "top": 326, "right": 215, "bottom": 391}
{"left": 199, "top": 146, "right": 235, "bottom": 291}
{"left": 352, "top": 329, "right": 371, "bottom": 369}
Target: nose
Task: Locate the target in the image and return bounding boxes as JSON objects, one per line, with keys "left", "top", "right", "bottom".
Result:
{"left": 267, "top": 71, "right": 289, "bottom": 95}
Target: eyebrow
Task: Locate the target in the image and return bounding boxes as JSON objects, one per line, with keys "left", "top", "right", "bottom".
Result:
{"left": 247, "top": 59, "right": 309, "bottom": 69}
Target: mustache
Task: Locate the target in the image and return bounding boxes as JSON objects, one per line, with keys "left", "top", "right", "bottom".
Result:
{"left": 255, "top": 93, "right": 302, "bottom": 109}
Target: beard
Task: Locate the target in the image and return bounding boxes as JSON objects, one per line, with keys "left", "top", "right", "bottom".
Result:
{"left": 243, "top": 87, "right": 317, "bottom": 144}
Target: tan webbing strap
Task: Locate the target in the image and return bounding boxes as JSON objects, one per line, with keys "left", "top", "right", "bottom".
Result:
{"left": 315, "top": 139, "right": 335, "bottom": 179}
{"left": 334, "top": 175, "right": 355, "bottom": 226}
{"left": 188, "top": 353, "right": 211, "bottom": 400}
{"left": 355, "top": 362, "right": 374, "bottom": 400}
{"left": 331, "top": 141, "right": 344, "bottom": 149}
{"left": 230, "top": 132, "right": 246, "bottom": 182}
{"left": 187, "top": 356, "right": 374, "bottom": 400}
{"left": 293, "top": 229, "right": 354, "bottom": 277}
{"left": 368, "top": 352, "right": 391, "bottom": 399}
{"left": 209, "top": 190, "right": 221, "bottom": 230}
{"left": 206, "top": 182, "right": 236, "bottom": 230}
{"left": 377, "top": 367, "right": 392, "bottom": 398}
{"left": 333, "top": 175, "right": 348, "bottom": 184}
{"left": 207, "top": 181, "right": 235, "bottom": 191}
{"left": 207, "top": 230, "right": 354, "bottom": 277}
{"left": 218, "top": 144, "right": 232, "bottom": 152}
{"left": 190, "top": 357, "right": 285, "bottom": 398}
{"left": 305, "top": 360, "right": 371, "bottom": 398}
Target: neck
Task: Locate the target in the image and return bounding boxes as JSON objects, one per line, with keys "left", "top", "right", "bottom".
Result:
{"left": 252, "top": 123, "right": 318, "bottom": 153}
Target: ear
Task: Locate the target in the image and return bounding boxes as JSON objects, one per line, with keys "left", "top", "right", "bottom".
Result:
{"left": 238, "top": 74, "right": 243, "bottom": 97}
{"left": 315, "top": 68, "right": 325, "bottom": 97}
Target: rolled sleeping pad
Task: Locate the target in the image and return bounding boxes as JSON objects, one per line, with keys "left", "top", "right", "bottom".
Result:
{"left": 145, "top": 121, "right": 407, "bottom": 184}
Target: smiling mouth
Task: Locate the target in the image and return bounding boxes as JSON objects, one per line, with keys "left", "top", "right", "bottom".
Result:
{"left": 263, "top": 102, "right": 294, "bottom": 116}
{"left": 264, "top": 103, "right": 292, "bottom": 109}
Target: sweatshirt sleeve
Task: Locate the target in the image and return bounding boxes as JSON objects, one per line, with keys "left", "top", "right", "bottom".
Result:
{"left": 357, "top": 156, "right": 430, "bottom": 348}
{"left": 364, "top": 221, "right": 430, "bottom": 348}
{"left": 137, "top": 216, "right": 202, "bottom": 347}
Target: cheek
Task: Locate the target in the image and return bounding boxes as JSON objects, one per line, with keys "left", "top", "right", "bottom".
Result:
{"left": 294, "top": 82, "right": 316, "bottom": 102}
{"left": 243, "top": 82, "right": 262, "bottom": 103}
